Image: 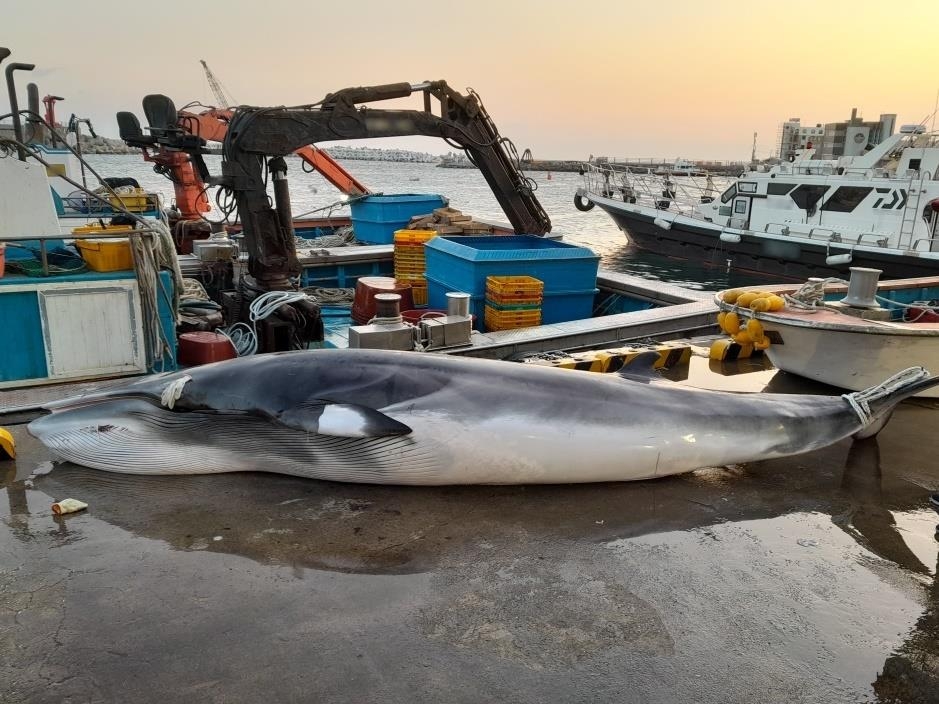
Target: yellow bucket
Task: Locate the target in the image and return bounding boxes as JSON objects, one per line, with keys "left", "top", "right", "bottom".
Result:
{"left": 75, "top": 238, "right": 134, "bottom": 272}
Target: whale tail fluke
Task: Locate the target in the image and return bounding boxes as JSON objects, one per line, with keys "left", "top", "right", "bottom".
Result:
{"left": 848, "top": 367, "right": 939, "bottom": 439}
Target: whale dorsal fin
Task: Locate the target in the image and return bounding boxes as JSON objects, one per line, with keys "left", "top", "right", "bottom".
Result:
{"left": 614, "top": 351, "right": 663, "bottom": 383}
{"left": 276, "top": 401, "right": 412, "bottom": 438}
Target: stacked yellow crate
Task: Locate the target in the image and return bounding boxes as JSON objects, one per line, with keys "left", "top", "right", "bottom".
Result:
{"left": 484, "top": 276, "right": 544, "bottom": 331}
{"left": 393, "top": 229, "right": 437, "bottom": 306}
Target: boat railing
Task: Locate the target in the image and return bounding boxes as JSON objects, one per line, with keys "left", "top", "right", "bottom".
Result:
{"left": 776, "top": 163, "right": 838, "bottom": 176}
{"left": 579, "top": 163, "right": 728, "bottom": 217}
{"left": 908, "top": 237, "right": 939, "bottom": 254}
{"left": 764, "top": 222, "right": 891, "bottom": 249}
{"left": 1, "top": 229, "right": 158, "bottom": 276}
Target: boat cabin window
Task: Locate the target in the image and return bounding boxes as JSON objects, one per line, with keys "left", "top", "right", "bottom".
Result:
{"left": 720, "top": 185, "right": 737, "bottom": 203}
{"left": 821, "top": 186, "right": 873, "bottom": 213}
{"left": 789, "top": 184, "right": 828, "bottom": 212}
{"left": 737, "top": 182, "right": 757, "bottom": 194}
{"left": 909, "top": 158, "right": 922, "bottom": 172}
{"left": 767, "top": 183, "right": 796, "bottom": 196}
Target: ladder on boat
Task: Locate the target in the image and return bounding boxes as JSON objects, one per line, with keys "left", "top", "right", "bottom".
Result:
{"left": 898, "top": 175, "right": 925, "bottom": 250}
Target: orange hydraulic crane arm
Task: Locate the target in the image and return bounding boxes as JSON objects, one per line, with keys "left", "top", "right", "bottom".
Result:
{"left": 179, "top": 108, "right": 370, "bottom": 197}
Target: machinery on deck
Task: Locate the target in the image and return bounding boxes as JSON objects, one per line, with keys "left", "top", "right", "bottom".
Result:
{"left": 217, "top": 79, "right": 551, "bottom": 289}
{"left": 118, "top": 80, "right": 550, "bottom": 353}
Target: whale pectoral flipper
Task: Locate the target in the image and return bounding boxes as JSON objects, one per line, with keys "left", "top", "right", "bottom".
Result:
{"left": 275, "top": 401, "right": 412, "bottom": 438}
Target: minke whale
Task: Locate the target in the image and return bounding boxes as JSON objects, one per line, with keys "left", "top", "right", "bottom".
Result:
{"left": 26, "top": 349, "right": 939, "bottom": 485}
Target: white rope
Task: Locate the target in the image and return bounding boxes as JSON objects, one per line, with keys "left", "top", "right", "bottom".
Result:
{"left": 181, "top": 278, "right": 211, "bottom": 301}
{"left": 128, "top": 218, "right": 184, "bottom": 372}
{"left": 783, "top": 277, "right": 848, "bottom": 311}
{"left": 217, "top": 290, "right": 314, "bottom": 357}
{"left": 841, "top": 366, "right": 928, "bottom": 425}
{"left": 160, "top": 374, "right": 192, "bottom": 409}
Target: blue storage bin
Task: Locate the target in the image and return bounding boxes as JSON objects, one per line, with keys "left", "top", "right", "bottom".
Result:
{"left": 424, "top": 235, "right": 600, "bottom": 324}
{"left": 350, "top": 194, "right": 447, "bottom": 244}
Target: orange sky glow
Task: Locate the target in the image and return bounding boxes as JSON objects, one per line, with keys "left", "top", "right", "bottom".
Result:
{"left": 5, "top": 0, "right": 939, "bottom": 160}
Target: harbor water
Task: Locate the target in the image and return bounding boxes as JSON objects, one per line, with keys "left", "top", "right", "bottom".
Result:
{"left": 84, "top": 155, "right": 754, "bottom": 290}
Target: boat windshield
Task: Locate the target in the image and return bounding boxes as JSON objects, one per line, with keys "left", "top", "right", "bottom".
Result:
{"left": 720, "top": 184, "right": 737, "bottom": 203}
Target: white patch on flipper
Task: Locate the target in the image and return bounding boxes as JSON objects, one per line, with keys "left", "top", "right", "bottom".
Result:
{"left": 160, "top": 375, "right": 192, "bottom": 410}
{"left": 319, "top": 404, "right": 383, "bottom": 437}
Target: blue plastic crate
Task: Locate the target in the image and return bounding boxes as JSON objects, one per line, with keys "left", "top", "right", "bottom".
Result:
{"left": 350, "top": 194, "right": 447, "bottom": 244}
{"left": 423, "top": 235, "right": 600, "bottom": 324}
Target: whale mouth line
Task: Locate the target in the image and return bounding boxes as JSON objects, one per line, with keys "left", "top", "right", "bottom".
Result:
{"left": 45, "top": 392, "right": 162, "bottom": 414}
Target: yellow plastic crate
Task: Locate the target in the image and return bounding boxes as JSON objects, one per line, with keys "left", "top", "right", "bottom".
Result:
{"left": 75, "top": 237, "right": 134, "bottom": 272}
{"left": 71, "top": 224, "right": 134, "bottom": 236}
{"left": 486, "top": 275, "right": 544, "bottom": 297}
{"left": 394, "top": 229, "right": 437, "bottom": 245}
{"left": 108, "top": 188, "right": 154, "bottom": 212}
{"left": 411, "top": 285, "right": 428, "bottom": 307}
{"left": 484, "top": 305, "right": 541, "bottom": 332}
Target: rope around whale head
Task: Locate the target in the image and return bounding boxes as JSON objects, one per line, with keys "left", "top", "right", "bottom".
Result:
{"left": 841, "top": 366, "right": 929, "bottom": 425}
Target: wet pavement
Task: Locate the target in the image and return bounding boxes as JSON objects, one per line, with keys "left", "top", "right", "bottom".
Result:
{"left": 2, "top": 361, "right": 939, "bottom": 703}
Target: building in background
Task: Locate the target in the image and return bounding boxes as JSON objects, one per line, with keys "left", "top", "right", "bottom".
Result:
{"left": 776, "top": 118, "right": 825, "bottom": 161}
{"left": 776, "top": 109, "right": 897, "bottom": 161}
{"left": 815, "top": 109, "right": 896, "bottom": 159}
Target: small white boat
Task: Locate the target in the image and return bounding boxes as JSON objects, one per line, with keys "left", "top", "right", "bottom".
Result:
{"left": 715, "top": 271, "right": 939, "bottom": 397}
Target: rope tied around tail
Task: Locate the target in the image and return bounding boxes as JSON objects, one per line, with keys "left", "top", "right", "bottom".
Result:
{"left": 841, "top": 366, "right": 929, "bottom": 425}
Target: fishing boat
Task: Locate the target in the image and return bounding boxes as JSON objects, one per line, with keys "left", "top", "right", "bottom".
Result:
{"left": 714, "top": 268, "right": 939, "bottom": 396}
{"left": 576, "top": 125, "right": 939, "bottom": 281}
{"left": 653, "top": 159, "right": 707, "bottom": 178}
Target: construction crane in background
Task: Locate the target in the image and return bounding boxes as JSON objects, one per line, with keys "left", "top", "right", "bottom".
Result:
{"left": 199, "top": 59, "right": 235, "bottom": 108}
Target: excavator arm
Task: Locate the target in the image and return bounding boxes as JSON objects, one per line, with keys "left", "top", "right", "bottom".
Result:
{"left": 178, "top": 108, "right": 370, "bottom": 197}
{"left": 118, "top": 102, "right": 370, "bottom": 221}
{"left": 220, "top": 80, "right": 551, "bottom": 288}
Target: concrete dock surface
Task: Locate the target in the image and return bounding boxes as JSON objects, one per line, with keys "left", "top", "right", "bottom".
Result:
{"left": 2, "top": 363, "right": 938, "bottom": 703}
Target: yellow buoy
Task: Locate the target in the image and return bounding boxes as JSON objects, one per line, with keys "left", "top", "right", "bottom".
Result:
{"left": 735, "top": 292, "right": 759, "bottom": 308}
{"left": 746, "top": 318, "right": 764, "bottom": 343}
{"left": 750, "top": 297, "right": 770, "bottom": 312}
{"left": 717, "top": 311, "right": 727, "bottom": 331}
{"left": 723, "top": 311, "right": 741, "bottom": 334}
{"left": 733, "top": 330, "right": 753, "bottom": 344}
{"left": 767, "top": 294, "right": 786, "bottom": 311}
{"left": 722, "top": 289, "right": 745, "bottom": 304}
{"left": 754, "top": 337, "right": 771, "bottom": 350}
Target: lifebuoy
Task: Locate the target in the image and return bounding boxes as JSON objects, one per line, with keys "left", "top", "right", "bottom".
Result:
{"left": 574, "top": 193, "right": 595, "bottom": 212}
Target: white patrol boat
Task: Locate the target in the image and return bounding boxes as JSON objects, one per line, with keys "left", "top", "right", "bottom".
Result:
{"left": 576, "top": 126, "right": 939, "bottom": 281}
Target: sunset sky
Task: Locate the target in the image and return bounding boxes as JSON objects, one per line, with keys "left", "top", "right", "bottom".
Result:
{"left": 5, "top": 0, "right": 939, "bottom": 160}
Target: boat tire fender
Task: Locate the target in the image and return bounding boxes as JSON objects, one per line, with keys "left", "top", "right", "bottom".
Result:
{"left": 574, "top": 194, "right": 595, "bottom": 212}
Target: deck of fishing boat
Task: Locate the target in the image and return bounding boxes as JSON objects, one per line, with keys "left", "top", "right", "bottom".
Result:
{"left": 2, "top": 355, "right": 938, "bottom": 703}
{"left": 178, "top": 245, "right": 719, "bottom": 358}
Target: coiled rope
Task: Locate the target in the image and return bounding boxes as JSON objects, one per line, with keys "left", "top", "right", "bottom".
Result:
{"left": 841, "top": 366, "right": 929, "bottom": 425}
{"left": 783, "top": 277, "right": 848, "bottom": 311}
{"left": 216, "top": 290, "right": 315, "bottom": 356}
